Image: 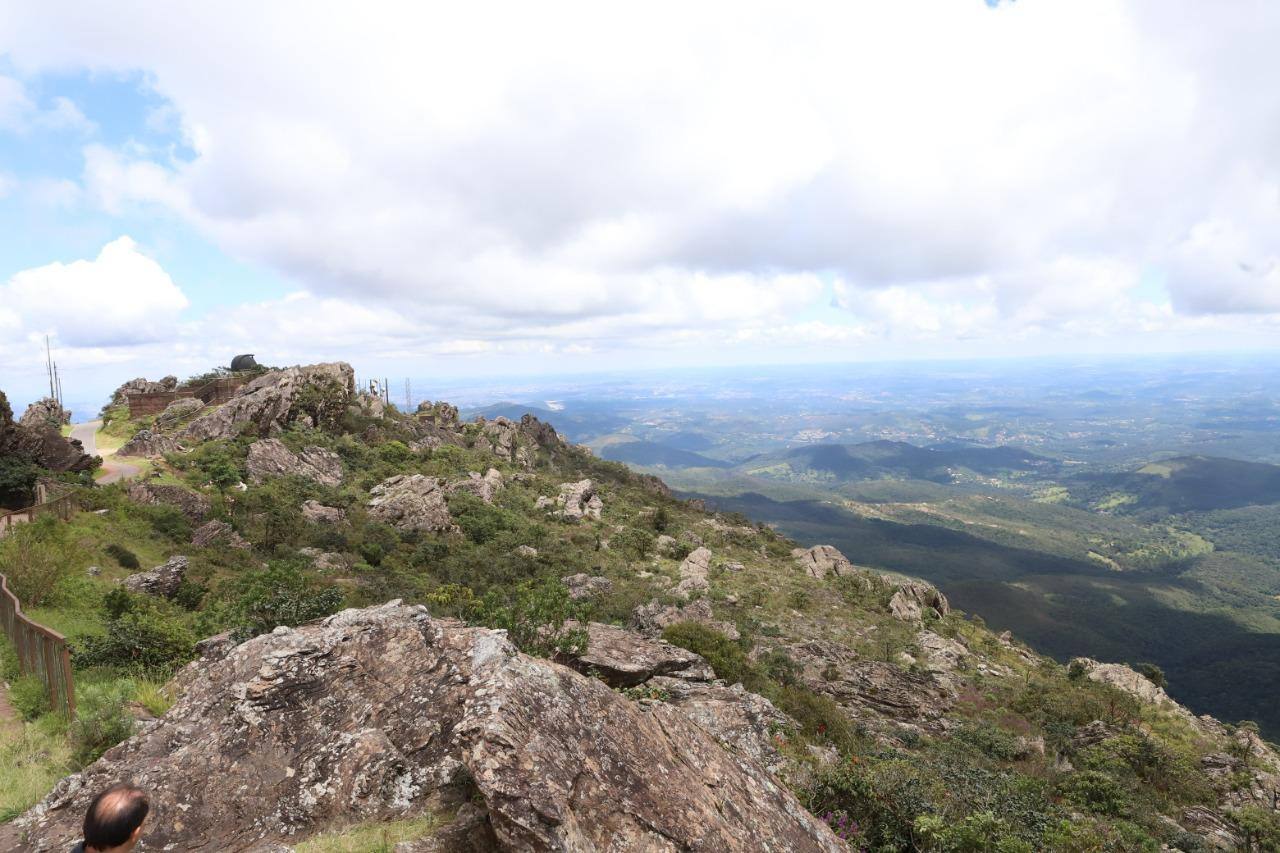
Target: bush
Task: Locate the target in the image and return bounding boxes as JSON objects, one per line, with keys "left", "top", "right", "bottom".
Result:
{"left": 223, "top": 561, "right": 346, "bottom": 640}
{"left": 0, "top": 454, "right": 39, "bottom": 508}
{"left": 9, "top": 675, "right": 50, "bottom": 721}
{"left": 432, "top": 577, "right": 587, "bottom": 658}
{"left": 1056, "top": 770, "right": 1132, "bottom": 817}
{"left": 105, "top": 543, "right": 140, "bottom": 570}
{"left": 1134, "top": 662, "right": 1167, "bottom": 689}
{"left": 661, "top": 622, "right": 760, "bottom": 691}
{"left": 69, "top": 682, "right": 137, "bottom": 765}
{"left": 74, "top": 601, "right": 196, "bottom": 673}
{"left": 0, "top": 515, "right": 77, "bottom": 607}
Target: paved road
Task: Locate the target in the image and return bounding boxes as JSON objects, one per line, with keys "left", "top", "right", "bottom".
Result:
{"left": 71, "top": 420, "right": 140, "bottom": 485}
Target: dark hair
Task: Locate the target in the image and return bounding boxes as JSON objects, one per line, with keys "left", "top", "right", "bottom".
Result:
{"left": 83, "top": 783, "right": 149, "bottom": 850}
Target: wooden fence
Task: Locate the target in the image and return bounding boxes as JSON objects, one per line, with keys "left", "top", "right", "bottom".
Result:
{"left": 0, "top": 482, "right": 78, "bottom": 718}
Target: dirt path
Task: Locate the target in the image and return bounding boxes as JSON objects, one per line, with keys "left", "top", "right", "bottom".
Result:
{"left": 71, "top": 420, "right": 140, "bottom": 485}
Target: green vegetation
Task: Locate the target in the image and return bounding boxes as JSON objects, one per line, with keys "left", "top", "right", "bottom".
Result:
{"left": 5, "top": 377, "right": 1279, "bottom": 850}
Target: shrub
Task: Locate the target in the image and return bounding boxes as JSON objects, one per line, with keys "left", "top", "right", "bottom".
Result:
{"left": 612, "top": 527, "right": 655, "bottom": 560}
{"left": 136, "top": 504, "right": 192, "bottom": 543}
{"left": 0, "top": 454, "right": 39, "bottom": 508}
{"left": 1133, "top": 662, "right": 1167, "bottom": 689}
{"left": 223, "top": 561, "right": 346, "bottom": 640}
{"left": 432, "top": 577, "right": 587, "bottom": 658}
{"left": 105, "top": 543, "right": 140, "bottom": 570}
{"left": 9, "top": 675, "right": 50, "bottom": 721}
{"left": 74, "top": 601, "right": 196, "bottom": 673}
{"left": 1056, "top": 770, "right": 1131, "bottom": 817}
{"left": 0, "top": 515, "right": 77, "bottom": 607}
{"left": 661, "top": 622, "right": 760, "bottom": 691}
{"left": 69, "top": 682, "right": 137, "bottom": 765}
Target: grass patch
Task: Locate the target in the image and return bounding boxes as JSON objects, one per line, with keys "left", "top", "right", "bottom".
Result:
{"left": 293, "top": 813, "right": 442, "bottom": 852}
{"left": 0, "top": 714, "right": 73, "bottom": 822}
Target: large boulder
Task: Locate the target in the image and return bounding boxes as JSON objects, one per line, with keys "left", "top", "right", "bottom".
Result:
{"left": 246, "top": 439, "right": 343, "bottom": 486}
{"left": 446, "top": 469, "right": 504, "bottom": 504}
{"left": 368, "top": 475, "right": 457, "bottom": 533}
{"left": 109, "top": 376, "right": 177, "bottom": 404}
{"left": 18, "top": 398, "right": 69, "bottom": 430}
{"left": 117, "top": 429, "right": 182, "bottom": 458}
{"left": 560, "top": 573, "right": 613, "bottom": 601}
{"left": 154, "top": 397, "right": 204, "bottom": 431}
{"left": 674, "top": 546, "right": 713, "bottom": 597}
{"left": 9, "top": 603, "right": 841, "bottom": 852}
{"left": 557, "top": 622, "right": 714, "bottom": 687}
{"left": 191, "top": 520, "right": 250, "bottom": 550}
{"left": 0, "top": 393, "right": 96, "bottom": 474}
{"left": 127, "top": 483, "right": 211, "bottom": 523}
{"left": 301, "top": 500, "right": 347, "bottom": 525}
{"left": 888, "top": 579, "right": 950, "bottom": 622}
{"left": 549, "top": 479, "right": 602, "bottom": 521}
{"left": 631, "top": 597, "right": 741, "bottom": 641}
{"left": 182, "top": 363, "right": 355, "bottom": 441}
{"left": 793, "top": 545, "right": 858, "bottom": 580}
{"left": 121, "top": 556, "right": 188, "bottom": 598}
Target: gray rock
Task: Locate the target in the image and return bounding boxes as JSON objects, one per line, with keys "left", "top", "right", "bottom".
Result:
{"left": 155, "top": 397, "right": 204, "bottom": 430}
{"left": 446, "top": 468, "right": 504, "bottom": 504}
{"left": 117, "top": 429, "right": 183, "bottom": 458}
{"left": 182, "top": 362, "right": 356, "bottom": 441}
{"left": 122, "top": 556, "right": 188, "bottom": 598}
{"left": 560, "top": 573, "right": 613, "bottom": 601}
{"left": 553, "top": 479, "right": 603, "bottom": 521}
{"left": 793, "top": 545, "right": 858, "bottom": 580}
{"left": 19, "top": 398, "right": 70, "bottom": 430}
{"left": 674, "top": 546, "right": 713, "bottom": 598}
{"left": 11, "top": 602, "right": 842, "bottom": 852}
{"left": 558, "top": 622, "right": 714, "bottom": 687}
{"left": 655, "top": 534, "right": 681, "bottom": 557}
{"left": 513, "top": 545, "right": 539, "bottom": 558}
{"left": 191, "top": 520, "right": 250, "bottom": 550}
{"left": 300, "top": 499, "right": 347, "bottom": 524}
{"left": 888, "top": 580, "right": 950, "bottom": 622}
{"left": 631, "top": 597, "right": 741, "bottom": 642}
{"left": 127, "top": 482, "right": 211, "bottom": 523}
{"left": 246, "top": 439, "right": 343, "bottom": 486}
{"left": 368, "top": 474, "right": 457, "bottom": 533}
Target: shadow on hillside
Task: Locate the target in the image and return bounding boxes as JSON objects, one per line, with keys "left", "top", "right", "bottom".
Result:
{"left": 692, "top": 490, "right": 1280, "bottom": 738}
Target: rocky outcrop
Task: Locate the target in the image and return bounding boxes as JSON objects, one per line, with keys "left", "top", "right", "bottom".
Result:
{"left": 117, "top": 429, "right": 182, "bottom": 458}
{"left": 246, "top": 439, "right": 344, "bottom": 486}
{"left": 121, "top": 556, "right": 188, "bottom": 598}
{"left": 782, "top": 638, "right": 957, "bottom": 734}
{"left": 18, "top": 398, "right": 69, "bottom": 430}
{"left": 656, "top": 534, "right": 682, "bottom": 557}
{"left": 560, "top": 573, "right": 612, "bottom": 601}
{"left": 557, "top": 622, "right": 714, "bottom": 687}
{"left": 644, "top": 676, "right": 793, "bottom": 776}
{"left": 299, "top": 547, "right": 349, "bottom": 573}
{"left": 416, "top": 401, "right": 460, "bottom": 427}
{"left": 301, "top": 500, "right": 347, "bottom": 525}
{"left": 543, "top": 479, "right": 602, "bottom": 521}
{"left": 154, "top": 397, "right": 204, "bottom": 430}
{"left": 368, "top": 475, "right": 457, "bottom": 533}
{"left": 191, "top": 520, "right": 250, "bottom": 550}
{"left": 109, "top": 375, "right": 177, "bottom": 404}
{"left": 0, "top": 392, "right": 96, "bottom": 474}
{"left": 674, "top": 546, "right": 713, "bottom": 597}
{"left": 793, "top": 545, "right": 858, "bottom": 580}
{"left": 888, "top": 579, "right": 950, "bottom": 622}
{"left": 182, "top": 363, "right": 356, "bottom": 441}
{"left": 126, "top": 483, "right": 211, "bottom": 523}
{"left": 11, "top": 603, "right": 841, "bottom": 852}
{"left": 446, "top": 469, "right": 504, "bottom": 504}
{"left": 631, "top": 597, "right": 741, "bottom": 641}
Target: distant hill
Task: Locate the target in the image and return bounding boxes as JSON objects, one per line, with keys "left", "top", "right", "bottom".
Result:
{"left": 1079, "top": 455, "right": 1280, "bottom": 513}
{"left": 600, "top": 440, "right": 731, "bottom": 469}
{"left": 460, "top": 401, "right": 628, "bottom": 443}
{"left": 741, "top": 439, "right": 1050, "bottom": 483}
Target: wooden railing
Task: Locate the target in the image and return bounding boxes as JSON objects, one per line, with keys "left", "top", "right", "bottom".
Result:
{"left": 0, "top": 482, "right": 78, "bottom": 718}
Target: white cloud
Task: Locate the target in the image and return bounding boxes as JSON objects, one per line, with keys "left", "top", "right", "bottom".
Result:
{"left": 0, "top": 236, "right": 189, "bottom": 347}
{"left": 0, "top": 74, "right": 94, "bottom": 134}
{"left": 0, "top": 0, "right": 1279, "bottom": 358}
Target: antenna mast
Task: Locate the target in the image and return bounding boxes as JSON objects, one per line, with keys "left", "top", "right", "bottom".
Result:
{"left": 45, "top": 336, "right": 55, "bottom": 399}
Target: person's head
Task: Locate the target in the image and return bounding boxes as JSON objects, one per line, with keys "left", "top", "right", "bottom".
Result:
{"left": 82, "top": 783, "right": 149, "bottom": 852}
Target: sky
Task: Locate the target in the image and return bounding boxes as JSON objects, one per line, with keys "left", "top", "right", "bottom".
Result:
{"left": 2, "top": 0, "right": 1280, "bottom": 413}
